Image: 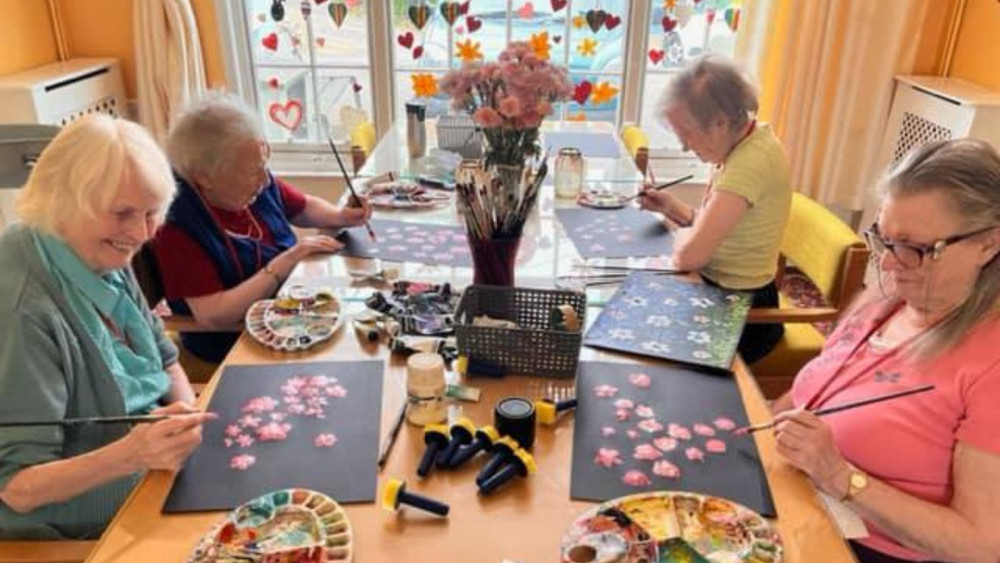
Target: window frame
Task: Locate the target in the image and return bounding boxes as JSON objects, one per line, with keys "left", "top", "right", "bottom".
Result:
{"left": 214, "top": 0, "right": 714, "bottom": 174}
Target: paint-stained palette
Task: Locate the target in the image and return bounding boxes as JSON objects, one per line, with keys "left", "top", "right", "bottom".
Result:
{"left": 188, "top": 488, "right": 353, "bottom": 562}
{"left": 561, "top": 491, "right": 782, "bottom": 563}
{"left": 245, "top": 291, "right": 342, "bottom": 352}
{"left": 362, "top": 181, "right": 451, "bottom": 209}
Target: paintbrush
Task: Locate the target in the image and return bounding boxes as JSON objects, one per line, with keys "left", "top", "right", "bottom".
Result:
{"left": 376, "top": 401, "right": 408, "bottom": 470}
{"left": 734, "top": 384, "right": 936, "bottom": 435}
{"left": 0, "top": 413, "right": 209, "bottom": 427}
{"left": 624, "top": 174, "right": 695, "bottom": 202}
{"left": 327, "top": 137, "right": 377, "bottom": 242}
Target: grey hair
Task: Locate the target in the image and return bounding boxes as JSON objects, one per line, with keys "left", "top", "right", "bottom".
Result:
{"left": 872, "top": 138, "right": 1000, "bottom": 361}
{"left": 166, "top": 91, "right": 263, "bottom": 181}
{"left": 662, "top": 55, "right": 759, "bottom": 133}
{"left": 16, "top": 114, "right": 175, "bottom": 234}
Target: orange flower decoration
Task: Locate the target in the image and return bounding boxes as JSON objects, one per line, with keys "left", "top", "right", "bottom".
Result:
{"left": 456, "top": 39, "right": 483, "bottom": 62}
{"left": 411, "top": 73, "right": 439, "bottom": 98}
{"left": 572, "top": 14, "right": 586, "bottom": 29}
{"left": 577, "top": 38, "right": 598, "bottom": 57}
{"left": 590, "top": 81, "right": 619, "bottom": 105}
{"left": 566, "top": 111, "right": 587, "bottom": 122}
{"left": 529, "top": 31, "right": 551, "bottom": 60}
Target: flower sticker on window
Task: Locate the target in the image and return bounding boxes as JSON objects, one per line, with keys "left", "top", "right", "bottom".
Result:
{"left": 590, "top": 81, "right": 619, "bottom": 105}
{"left": 529, "top": 31, "right": 551, "bottom": 60}
{"left": 577, "top": 38, "right": 598, "bottom": 57}
{"left": 456, "top": 39, "right": 482, "bottom": 62}
{"left": 411, "top": 73, "right": 439, "bottom": 98}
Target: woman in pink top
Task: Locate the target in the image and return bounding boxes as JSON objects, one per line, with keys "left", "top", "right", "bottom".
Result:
{"left": 770, "top": 139, "right": 1000, "bottom": 562}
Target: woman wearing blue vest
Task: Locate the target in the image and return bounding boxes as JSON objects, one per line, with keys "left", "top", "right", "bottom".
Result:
{"left": 0, "top": 115, "right": 213, "bottom": 539}
{"left": 151, "top": 93, "right": 372, "bottom": 363}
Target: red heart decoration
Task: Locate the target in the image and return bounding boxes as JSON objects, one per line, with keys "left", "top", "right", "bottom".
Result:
{"left": 316, "top": 36, "right": 326, "bottom": 47}
{"left": 315, "top": 0, "right": 329, "bottom": 4}
{"left": 662, "top": 16, "right": 678, "bottom": 32}
{"left": 459, "top": 0, "right": 471, "bottom": 15}
{"left": 268, "top": 100, "right": 303, "bottom": 131}
{"left": 572, "top": 81, "right": 592, "bottom": 105}
{"left": 267, "top": 77, "right": 280, "bottom": 89}
{"left": 550, "top": 0, "right": 567, "bottom": 12}
{"left": 397, "top": 31, "right": 414, "bottom": 49}
{"left": 648, "top": 49, "right": 665, "bottom": 65}
{"left": 262, "top": 32, "right": 278, "bottom": 51}
{"left": 604, "top": 14, "right": 621, "bottom": 30}
{"left": 413, "top": 45, "right": 424, "bottom": 59}
{"left": 706, "top": 9, "right": 716, "bottom": 25}
{"left": 352, "top": 83, "right": 363, "bottom": 93}
{"left": 466, "top": 15, "right": 482, "bottom": 33}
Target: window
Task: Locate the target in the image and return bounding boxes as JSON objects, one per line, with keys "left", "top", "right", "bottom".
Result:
{"left": 215, "top": 0, "right": 741, "bottom": 167}
{"left": 389, "top": 1, "right": 629, "bottom": 124}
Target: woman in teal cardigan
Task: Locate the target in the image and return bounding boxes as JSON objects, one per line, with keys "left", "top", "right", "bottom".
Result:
{"left": 0, "top": 115, "right": 214, "bottom": 539}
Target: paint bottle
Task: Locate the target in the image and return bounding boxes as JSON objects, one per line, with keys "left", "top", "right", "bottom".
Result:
{"left": 405, "top": 352, "right": 447, "bottom": 426}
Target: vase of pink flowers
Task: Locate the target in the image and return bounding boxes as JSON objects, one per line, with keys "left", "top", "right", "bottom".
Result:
{"left": 439, "top": 41, "right": 574, "bottom": 170}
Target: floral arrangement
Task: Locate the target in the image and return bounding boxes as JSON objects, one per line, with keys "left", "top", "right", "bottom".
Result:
{"left": 439, "top": 41, "right": 574, "bottom": 168}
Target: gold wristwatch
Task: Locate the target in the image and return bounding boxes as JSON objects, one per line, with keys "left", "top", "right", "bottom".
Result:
{"left": 840, "top": 465, "right": 869, "bottom": 502}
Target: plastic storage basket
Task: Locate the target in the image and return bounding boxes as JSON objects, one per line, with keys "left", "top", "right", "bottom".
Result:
{"left": 436, "top": 114, "right": 483, "bottom": 159}
{"left": 455, "top": 285, "right": 586, "bottom": 378}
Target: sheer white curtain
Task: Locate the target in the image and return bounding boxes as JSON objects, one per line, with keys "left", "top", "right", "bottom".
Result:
{"left": 735, "top": 0, "right": 936, "bottom": 211}
{"left": 134, "top": 0, "right": 207, "bottom": 142}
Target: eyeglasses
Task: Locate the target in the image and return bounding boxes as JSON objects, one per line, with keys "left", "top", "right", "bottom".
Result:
{"left": 863, "top": 223, "right": 995, "bottom": 268}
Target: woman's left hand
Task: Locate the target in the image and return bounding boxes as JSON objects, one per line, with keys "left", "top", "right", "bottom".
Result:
{"left": 773, "top": 409, "right": 851, "bottom": 497}
{"left": 340, "top": 195, "right": 373, "bottom": 226}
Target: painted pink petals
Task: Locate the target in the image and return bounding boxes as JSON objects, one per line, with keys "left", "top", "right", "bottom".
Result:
{"left": 314, "top": 433, "right": 338, "bottom": 448}
{"left": 653, "top": 436, "right": 678, "bottom": 452}
{"left": 713, "top": 417, "right": 736, "bottom": 431}
{"left": 705, "top": 439, "right": 727, "bottom": 453}
{"left": 634, "top": 405, "right": 655, "bottom": 418}
{"left": 613, "top": 398, "right": 635, "bottom": 410}
{"left": 668, "top": 423, "right": 692, "bottom": 441}
{"left": 594, "top": 384, "right": 619, "bottom": 398}
{"left": 230, "top": 454, "right": 256, "bottom": 471}
{"left": 637, "top": 419, "right": 663, "bottom": 433}
{"left": 652, "top": 460, "right": 680, "bottom": 479}
{"left": 633, "top": 444, "right": 663, "bottom": 460}
{"left": 615, "top": 408, "right": 631, "bottom": 422}
{"left": 622, "top": 470, "right": 651, "bottom": 487}
{"left": 601, "top": 426, "right": 616, "bottom": 437}
{"left": 685, "top": 447, "right": 705, "bottom": 462}
{"left": 627, "top": 372, "right": 651, "bottom": 388}
{"left": 595, "top": 448, "right": 624, "bottom": 468}
{"left": 693, "top": 423, "right": 716, "bottom": 437}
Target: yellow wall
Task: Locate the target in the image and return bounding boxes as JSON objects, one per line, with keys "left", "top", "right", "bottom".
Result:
{"left": 0, "top": 0, "right": 225, "bottom": 96}
{"left": 0, "top": 0, "right": 58, "bottom": 76}
{"left": 948, "top": 0, "right": 1000, "bottom": 90}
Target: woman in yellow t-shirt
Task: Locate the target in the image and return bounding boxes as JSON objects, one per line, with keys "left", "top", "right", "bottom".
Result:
{"left": 640, "top": 55, "right": 792, "bottom": 364}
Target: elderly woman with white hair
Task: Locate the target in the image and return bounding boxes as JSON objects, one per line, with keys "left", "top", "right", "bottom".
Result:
{"left": 640, "top": 55, "right": 791, "bottom": 364}
{"left": 151, "top": 93, "right": 372, "bottom": 364}
{"left": 0, "top": 115, "right": 214, "bottom": 539}
{"left": 772, "top": 139, "right": 1000, "bottom": 563}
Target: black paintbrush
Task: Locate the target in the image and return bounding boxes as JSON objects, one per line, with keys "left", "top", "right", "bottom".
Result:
{"left": 624, "top": 174, "right": 695, "bottom": 202}
{"left": 574, "top": 264, "right": 680, "bottom": 274}
{"left": 327, "top": 137, "right": 377, "bottom": 242}
{"left": 734, "top": 384, "right": 936, "bottom": 435}
{"left": 0, "top": 414, "right": 195, "bottom": 427}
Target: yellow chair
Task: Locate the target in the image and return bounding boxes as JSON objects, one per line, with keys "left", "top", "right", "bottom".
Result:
{"left": 620, "top": 124, "right": 649, "bottom": 176}
{"left": 131, "top": 245, "right": 221, "bottom": 386}
{"left": 349, "top": 121, "right": 377, "bottom": 174}
{"left": 0, "top": 540, "right": 95, "bottom": 562}
{"left": 748, "top": 193, "right": 870, "bottom": 398}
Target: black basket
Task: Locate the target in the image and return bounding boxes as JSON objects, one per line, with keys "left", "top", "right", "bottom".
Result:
{"left": 454, "top": 285, "right": 586, "bottom": 378}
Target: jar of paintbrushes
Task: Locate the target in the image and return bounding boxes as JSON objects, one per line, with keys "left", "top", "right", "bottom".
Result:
{"left": 456, "top": 155, "right": 548, "bottom": 286}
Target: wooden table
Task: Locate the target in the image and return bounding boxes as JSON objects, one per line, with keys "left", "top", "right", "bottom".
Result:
{"left": 84, "top": 126, "right": 854, "bottom": 562}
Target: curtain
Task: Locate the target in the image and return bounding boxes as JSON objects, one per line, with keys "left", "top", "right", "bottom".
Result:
{"left": 134, "top": 0, "right": 207, "bottom": 142}
{"left": 734, "top": 0, "right": 938, "bottom": 211}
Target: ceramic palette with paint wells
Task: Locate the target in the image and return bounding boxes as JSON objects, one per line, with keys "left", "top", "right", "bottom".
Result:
{"left": 245, "top": 286, "right": 343, "bottom": 351}
{"left": 187, "top": 488, "right": 353, "bottom": 562}
{"left": 561, "top": 491, "right": 782, "bottom": 563}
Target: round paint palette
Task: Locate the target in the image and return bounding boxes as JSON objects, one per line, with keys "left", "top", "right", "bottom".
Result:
{"left": 363, "top": 181, "right": 451, "bottom": 209}
{"left": 245, "top": 290, "right": 342, "bottom": 352}
{"left": 188, "top": 488, "right": 353, "bottom": 562}
{"left": 577, "top": 191, "right": 629, "bottom": 209}
{"left": 561, "top": 491, "right": 782, "bottom": 562}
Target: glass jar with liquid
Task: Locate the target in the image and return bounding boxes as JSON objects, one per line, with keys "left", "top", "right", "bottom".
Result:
{"left": 554, "top": 147, "right": 586, "bottom": 199}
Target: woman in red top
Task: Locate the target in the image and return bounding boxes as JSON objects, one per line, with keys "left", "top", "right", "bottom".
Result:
{"left": 151, "top": 94, "right": 372, "bottom": 362}
{"left": 771, "top": 139, "right": 1000, "bottom": 562}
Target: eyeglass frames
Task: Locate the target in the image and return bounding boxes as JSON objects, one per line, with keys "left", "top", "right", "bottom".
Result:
{"left": 863, "top": 223, "right": 995, "bottom": 269}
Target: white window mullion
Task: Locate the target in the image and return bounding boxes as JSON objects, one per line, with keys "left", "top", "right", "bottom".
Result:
{"left": 620, "top": 1, "right": 651, "bottom": 127}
